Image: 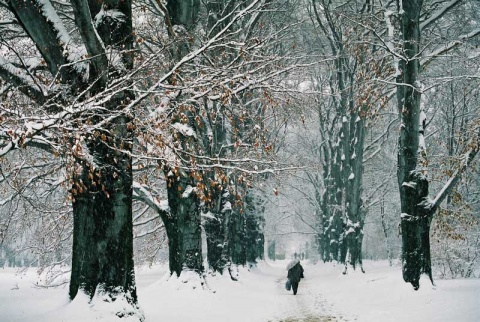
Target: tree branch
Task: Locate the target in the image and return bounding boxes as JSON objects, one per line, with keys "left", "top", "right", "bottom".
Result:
{"left": 8, "top": 0, "right": 80, "bottom": 82}
{"left": 420, "top": 0, "right": 462, "bottom": 31}
{"left": 430, "top": 133, "right": 480, "bottom": 210}
{"left": 421, "top": 28, "right": 480, "bottom": 68}
{"left": 70, "top": 0, "right": 108, "bottom": 85}
{"left": 0, "top": 57, "right": 47, "bottom": 104}
{"left": 132, "top": 182, "right": 170, "bottom": 223}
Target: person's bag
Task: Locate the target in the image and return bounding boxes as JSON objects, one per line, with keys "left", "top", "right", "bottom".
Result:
{"left": 285, "top": 278, "right": 291, "bottom": 291}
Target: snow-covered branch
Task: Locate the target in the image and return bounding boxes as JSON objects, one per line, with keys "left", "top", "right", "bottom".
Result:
{"left": 132, "top": 181, "right": 170, "bottom": 221}
{"left": 430, "top": 138, "right": 480, "bottom": 211}
{"left": 420, "top": 0, "right": 462, "bottom": 31}
{"left": 70, "top": 0, "right": 108, "bottom": 81}
{"left": 421, "top": 28, "right": 480, "bottom": 68}
{"left": 125, "top": 0, "right": 264, "bottom": 110}
{"left": 0, "top": 57, "right": 48, "bottom": 104}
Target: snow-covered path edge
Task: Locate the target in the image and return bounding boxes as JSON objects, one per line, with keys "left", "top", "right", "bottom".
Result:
{"left": 1, "top": 260, "right": 480, "bottom": 321}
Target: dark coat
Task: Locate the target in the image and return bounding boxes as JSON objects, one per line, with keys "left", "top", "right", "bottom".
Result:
{"left": 287, "top": 262, "right": 304, "bottom": 284}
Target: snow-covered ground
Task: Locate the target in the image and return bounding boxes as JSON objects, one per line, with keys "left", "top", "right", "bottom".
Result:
{"left": 1, "top": 260, "right": 479, "bottom": 322}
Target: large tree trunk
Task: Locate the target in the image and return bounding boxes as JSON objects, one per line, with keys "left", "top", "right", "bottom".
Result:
{"left": 228, "top": 207, "right": 247, "bottom": 266}
{"left": 69, "top": 0, "right": 137, "bottom": 303}
{"left": 245, "top": 192, "right": 265, "bottom": 264}
{"left": 7, "top": 0, "right": 139, "bottom": 306}
{"left": 396, "top": 0, "right": 433, "bottom": 290}
{"left": 204, "top": 187, "right": 230, "bottom": 273}
{"left": 344, "top": 111, "right": 367, "bottom": 272}
{"left": 160, "top": 0, "right": 204, "bottom": 278}
{"left": 70, "top": 119, "right": 136, "bottom": 302}
{"left": 164, "top": 168, "right": 204, "bottom": 276}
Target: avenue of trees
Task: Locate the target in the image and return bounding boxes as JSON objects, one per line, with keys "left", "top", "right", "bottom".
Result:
{"left": 0, "top": 0, "right": 479, "bottom": 319}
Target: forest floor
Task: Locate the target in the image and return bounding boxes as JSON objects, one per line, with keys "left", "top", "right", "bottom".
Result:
{"left": 1, "top": 259, "right": 479, "bottom": 321}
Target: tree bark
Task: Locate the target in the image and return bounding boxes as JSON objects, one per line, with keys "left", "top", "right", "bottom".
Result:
{"left": 228, "top": 206, "right": 247, "bottom": 266}
{"left": 343, "top": 108, "right": 367, "bottom": 272}
{"left": 6, "top": 0, "right": 139, "bottom": 305}
{"left": 245, "top": 192, "right": 265, "bottom": 264}
{"left": 164, "top": 168, "right": 204, "bottom": 276}
{"left": 70, "top": 122, "right": 136, "bottom": 302}
{"left": 396, "top": 0, "right": 433, "bottom": 290}
{"left": 161, "top": 0, "right": 204, "bottom": 277}
{"left": 8, "top": 0, "right": 82, "bottom": 83}
{"left": 204, "top": 187, "right": 230, "bottom": 273}
{"left": 167, "top": 0, "right": 200, "bottom": 30}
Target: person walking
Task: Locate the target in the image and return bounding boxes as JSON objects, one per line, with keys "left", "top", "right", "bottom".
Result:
{"left": 286, "top": 259, "right": 304, "bottom": 295}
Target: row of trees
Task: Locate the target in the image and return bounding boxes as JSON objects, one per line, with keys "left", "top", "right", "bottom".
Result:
{"left": 270, "top": 0, "right": 479, "bottom": 287}
{"left": 0, "top": 2, "right": 479, "bottom": 320}
{"left": 0, "top": 0, "right": 300, "bottom": 318}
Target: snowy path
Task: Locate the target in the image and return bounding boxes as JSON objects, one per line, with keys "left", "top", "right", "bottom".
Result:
{"left": 2, "top": 260, "right": 480, "bottom": 321}
{"left": 133, "top": 260, "right": 351, "bottom": 322}
{"left": 271, "top": 277, "right": 345, "bottom": 322}
{"left": 135, "top": 260, "right": 350, "bottom": 322}
{"left": 268, "top": 262, "right": 350, "bottom": 322}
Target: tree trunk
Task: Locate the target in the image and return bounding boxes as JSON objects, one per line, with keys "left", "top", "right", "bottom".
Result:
{"left": 160, "top": 0, "right": 204, "bottom": 278}
{"left": 6, "top": 0, "right": 138, "bottom": 306}
{"left": 331, "top": 143, "right": 344, "bottom": 262}
{"left": 228, "top": 208, "right": 247, "bottom": 266}
{"left": 68, "top": 0, "right": 137, "bottom": 304}
{"left": 204, "top": 213, "right": 227, "bottom": 272}
{"left": 167, "top": 0, "right": 200, "bottom": 30}
{"left": 202, "top": 101, "right": 230, "bottom": 273}
{"left": 201, "top": 1, "right": 251, "bottom": 273}
{"left": 70, "top": 125, "right": 136, "bottom": 302}
{"left": 164, "top": 168, "right": 203, "bottom": 276}
{"left": 396, "top": 0, "right": 433, "bottom": 290}
{"left": 344, "top": 111, "right": 367, "bottom": 272}
{"left": 319, "top": 190, "right": 330, "bottom": 261}
{"left": 267, "top": 240, "right": 276, "bottom": 260}
{"left": 245, "top": 192, "right": 265, "bottom": 264}
{"left": 380, "top": 199, "right": 393, "bottom": 266}
{"left": 204, "top": 187, "right": 230, "bottom": 273}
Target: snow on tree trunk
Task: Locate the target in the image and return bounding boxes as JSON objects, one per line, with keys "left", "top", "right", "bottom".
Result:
{"left": 160, "top": 0, "right": 204, "bottom": 278}
{"left": 164, "top": 168, "right": 204, "bottom": 276}
{"left": 319, "top": 171, "right": 332, "bottom": 261}
{"left": 228, "top": 208, "right": 247, "bottom": 267}
{"left": 204, "top": 187, "right": 230, "bottom": 273}
{"left": 319, "top": 148, "right": 344, "bottom": 263}
{"left": 344, "top": 111, "right": 367, "bottom": 272}
{"left": 396, "top": 0, "right": 434, "bottom": 290}
{"left": 201, "top": 100, "right": 231, "bottom": 274}
{"left": 70, "top": 118, "right": 137, "bottom": 304}
{"left": 245, "top": 191, "right": 265, "bottom": 264}
{"left": 6, "top": 0, "right": 141, "bottom": 314}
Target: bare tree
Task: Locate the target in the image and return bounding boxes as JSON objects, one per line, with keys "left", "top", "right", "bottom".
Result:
{"left": 395, "top": 0, "right": 480, "bottom": 290}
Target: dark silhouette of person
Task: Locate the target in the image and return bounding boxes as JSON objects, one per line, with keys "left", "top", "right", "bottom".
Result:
{"left": 287, "top": 260, "right": 304, "bottom": 295}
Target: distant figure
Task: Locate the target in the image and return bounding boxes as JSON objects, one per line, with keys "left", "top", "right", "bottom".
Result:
{"left": 301, "top": 252, "right": 305, "bottom": 260}
{"left": 286, "top": 259, "right": 304, "bottom": 295}
{"left": 294, "top": 252, "right": 298, "bottom": 259}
